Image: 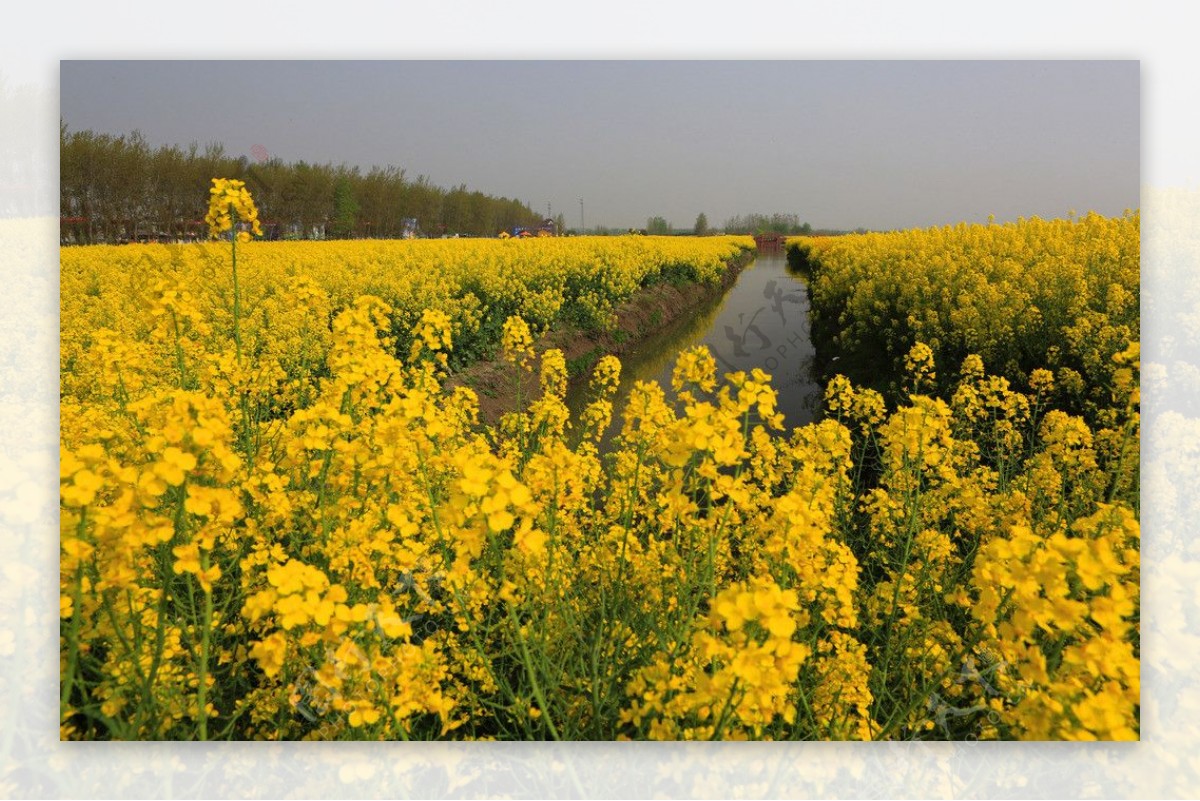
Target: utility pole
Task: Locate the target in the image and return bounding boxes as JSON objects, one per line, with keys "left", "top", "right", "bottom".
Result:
{"left": 579, "top": 198, "right": 584, "bottom": 233}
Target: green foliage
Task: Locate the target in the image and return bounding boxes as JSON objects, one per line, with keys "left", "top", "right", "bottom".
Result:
{"left": 566, "top": 346, "right": 606, "bottom": 378}
{"left": 331, "top": 178, "right": 359, "bottom": 239}
{"left": 646, "top": 216, "right": 672, "bottom": 236}
{"left": 723, "top": 212, "right": 812, "bottom": 235}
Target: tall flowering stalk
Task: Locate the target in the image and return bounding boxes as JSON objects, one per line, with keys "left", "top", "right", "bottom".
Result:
{"left": 205, "top": 178, "right": 263, "bottom": 360}
{"left": 206, "top": 178, "right": 263, "bottom": 467}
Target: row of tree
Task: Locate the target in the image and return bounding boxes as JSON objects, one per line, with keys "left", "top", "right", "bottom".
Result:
{"left": 60, "top": 125, "right": 545, "bottom": 244}
{"left": 642, "top": 214, "right": 709, "bottom": 236}
{"left": 640, "top": 213, "right": 818, "bottom": 237}
{"left": 721, "top": 213, "right": 813, "bottom": 235}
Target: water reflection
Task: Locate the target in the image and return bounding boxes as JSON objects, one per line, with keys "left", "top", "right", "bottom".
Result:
{"left": 567, "top": 253, "right": 823, "bottom": 442}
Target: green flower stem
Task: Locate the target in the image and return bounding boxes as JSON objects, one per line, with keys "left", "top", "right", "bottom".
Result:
{"left": 231, "top": 210, "right": 242, "bottom": 361}
{"left": 197, "top": 552, "right": 214, "bottom": 741}
{"left": 507, "top": 602, "right": 561, "bottom": 741}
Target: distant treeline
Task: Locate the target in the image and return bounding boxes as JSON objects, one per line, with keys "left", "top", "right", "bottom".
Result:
{"left": 722, "top": 213, "right": 814, "bottom": 235}
{"left": 60, "top": 125, "right": 544, "bottom": 244}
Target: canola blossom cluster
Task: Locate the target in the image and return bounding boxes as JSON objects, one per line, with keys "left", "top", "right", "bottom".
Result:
{"left": 60, "top": 202, "right": 1138, "bottom": 741}
{"left": 789, "top": 211, "right": 1139, "bottom": 421}
{"left": 62, "top": 233, "right": 752, "bottom": 392}
{"left": 205, "top": 178, "right": 264, "bottom": 241}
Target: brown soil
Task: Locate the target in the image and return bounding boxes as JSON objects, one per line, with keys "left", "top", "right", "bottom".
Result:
{"left": 446, "top": 251, "right": 753, "bottom": 425}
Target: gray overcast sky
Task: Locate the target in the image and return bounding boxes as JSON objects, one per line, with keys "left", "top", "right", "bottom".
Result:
{"left": 60, "top": 60, "right": 1138, "bottom": 231}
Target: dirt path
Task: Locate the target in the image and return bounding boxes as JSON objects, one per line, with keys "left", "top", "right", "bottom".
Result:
{"left": 446, "top": 251, "right": 754, "bottom": 425}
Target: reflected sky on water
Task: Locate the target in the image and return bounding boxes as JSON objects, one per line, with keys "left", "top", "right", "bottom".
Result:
{"left": 567, "top": 252, "right": 823, "bottom": 441}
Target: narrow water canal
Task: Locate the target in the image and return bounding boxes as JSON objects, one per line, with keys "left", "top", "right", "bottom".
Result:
{"left": 568, "top": 251, "right": 823, "bottom": 439}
